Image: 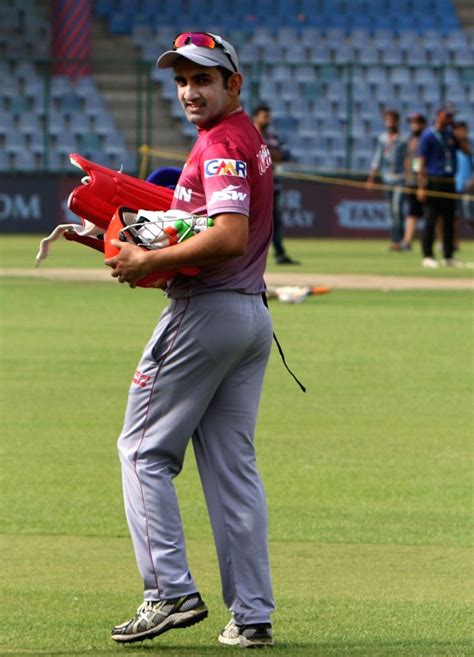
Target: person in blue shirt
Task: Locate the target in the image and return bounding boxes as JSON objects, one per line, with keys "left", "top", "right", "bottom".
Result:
{"left": 453, "top": 121, "right": 474, "bottom": 230}
{"left": 417, "top": 106, "right": 472, "bottom": 268}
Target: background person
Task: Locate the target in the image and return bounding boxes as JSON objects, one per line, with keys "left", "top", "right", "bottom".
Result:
{"left": 417, "top": 106, "right": 472, "bottom": 268}
{"left": 107, "top": 32, "right": 275, "bottom": 649}
{"left": 367, "top": 108, "right": 407, "bottom": 251}
{"left": 453, "top": 120, "right": 474, "bottom": 244}
{"left": 252, "top": 103, "right": 300, "bottom": 265}
{"left": 400, "top": 112, "right": 427, "bottom": 251}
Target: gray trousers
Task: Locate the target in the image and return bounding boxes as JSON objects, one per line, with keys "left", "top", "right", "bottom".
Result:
{"left": 117, "top": 291, "right": 275, "bottom": 625}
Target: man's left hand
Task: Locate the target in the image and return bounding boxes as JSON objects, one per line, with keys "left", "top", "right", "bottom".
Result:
{"left": 105, "top": 240, "right": 153, "bottom": 288}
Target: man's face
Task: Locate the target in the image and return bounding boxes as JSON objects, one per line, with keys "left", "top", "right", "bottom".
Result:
{"left": 438, "top": 110, "right": 454, "bottom": 129}
{"left": 254, "top": 110, "right": 271, "bottom": 131}
{"left": 454, "top": 124, "right": 467, "bottom": 141}
{"left": 174, "top": 60, "right": 236, "bottom": 128}
{"left": 384, "top": 113, "right": 398, "bottom": 130}
{"left": 411, "top": 119, "right": 426, "bottom": 135}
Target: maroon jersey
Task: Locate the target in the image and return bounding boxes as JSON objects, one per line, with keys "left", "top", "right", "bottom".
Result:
{"left": 168, "top": 110, "right": 274, "bottom": 297}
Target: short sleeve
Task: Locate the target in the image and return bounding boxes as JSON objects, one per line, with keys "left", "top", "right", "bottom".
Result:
{"left": 417, "top": 132, "right": 430, "bottom": 158}
{"left": 371, "top": 136, "right": 383, "bottom": 170}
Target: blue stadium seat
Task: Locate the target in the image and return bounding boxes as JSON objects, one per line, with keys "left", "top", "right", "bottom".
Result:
{"left": 334, "top": 43, "right": 355, "bottom": 64}
{"left": 271, "top": 64, "right": 292, "bottom": 82}
{"left": 389, "top": 68, "right": 412, "bottom": 84}
{"left": 295, "top": 67, "right": 317, "bottom": 83}
{"left": 109, "top": 10, "right": 134, "bottom": 34}
{"left": 382, "top": 46, "right": 404, "bottom": 66}
{"left": 285, "top": 44, "right": 309, "bottom": 64}
{"left": 453, "top": 49, "right": 474, "bottom": 65}
{"left": 10, "top": 95, "right": 32, "bottom": 116}
{"left": 68, "top": 114, "right": 91, "bottom": 135}
{"left": 17, "top": 112, "right": 40, "bottom": 137}
{"left": 57, "top": 92, "right": 83, "bottom": 113}
{"left": 95, "top": 0, "right": 116, "bottom": 18}
{"left": 413, "top": 67, "right": 437, "bottom": 85}
{"left": 357, "top": 43, "right": 380, "bottom": 65}
{"left": 308, "top": 43, "right": 331, "bottom": 64}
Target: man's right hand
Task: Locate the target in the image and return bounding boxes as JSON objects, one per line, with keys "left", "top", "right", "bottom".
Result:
{"left": 417, "top": 188, "right": 426, "bottom": 203}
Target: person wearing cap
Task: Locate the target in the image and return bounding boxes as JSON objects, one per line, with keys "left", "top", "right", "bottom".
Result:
{"left": 417, "top": 105, "right": 472, "bottom": 268}
{"left": 399, "top": 112, "right": 427, "bottom": 251}
{"left": 367, "top": 109, "right": 407, "bottom": 251}
{"left": 106, "top": 32, "right": 275, "bottom": 648}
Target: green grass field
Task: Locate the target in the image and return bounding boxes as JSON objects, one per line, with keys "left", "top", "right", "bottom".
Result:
{"left": 1, "top": 235, "right": 474, "bottom": 277}
{"left": 0, "top": 237, "right": 473, "bottom": 656}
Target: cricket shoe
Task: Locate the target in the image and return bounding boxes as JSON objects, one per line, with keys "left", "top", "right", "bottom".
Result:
{"left": 111, "top": 593, "right": 208, "bottom": 643}
{"left": 441, "top": 258, "right": 464, "bottom": 268}
{"left": 275, "top": 254, "right": 300, "bottom": 265}
{"left": 218, "top": 619, "right": 274, "bottom": 648}
{"left": 422, "top": 257, "right": 439, "bottom": 268}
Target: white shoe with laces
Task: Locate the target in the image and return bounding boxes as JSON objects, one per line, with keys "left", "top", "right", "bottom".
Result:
{"left": 111, "top": 593, "right": 208, "bottom": 643}
{"left": 218, "top": 619, "right": 274, "bottom": 648}
{"left": 422, "top": 257, "right": 439, "bottom": 268}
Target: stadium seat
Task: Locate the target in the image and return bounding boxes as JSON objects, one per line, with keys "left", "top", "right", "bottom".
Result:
{"left": 428, "top": 48, "right": 450, "bottom": 65}
{"left": 382, "top": 46, "right": 404, "bottom": 66}
{"left": 69, "top": 114, "right": 92, "bottom": 135}
{"left": 357, "top": 44, "right": 380, "bottom": 65}
{"left": 17, "top": 112, "right": 40, "bottom": 136}
{"left": 10, "top": 95, "right": 32, "bottom": 116}
{"left": 285, "top": 44, "right": 309, "bottom": 64}
{"left": 405, "top": 49, "right": 428, "bottom": 66}
{"left": 413, "top": 68, "right": 438, "bottom": 85}
{"left": 389, "top": 68, "right": 412, "bottom": 84}
{"left": 109, "top": 10, "right": 134, "bottom": 34}
{"left": 453, "top": 49, "right": 474, "bottom": 65}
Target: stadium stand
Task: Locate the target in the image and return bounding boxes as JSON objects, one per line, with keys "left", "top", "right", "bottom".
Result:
{"left": 0, "top": 0, "right": 133, "bottom": 172}
{"left": 126, "top": 0, "right": 474, "bottom": 170}
{"left": 1, "top": 0, "right": 473, "bottom": 173}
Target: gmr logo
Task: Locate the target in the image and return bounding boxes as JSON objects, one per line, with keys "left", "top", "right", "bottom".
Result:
{"left": 210, "top": 185, "right": 248, "bottom": 203}
{"left": 204, "top": 159, "right": 247, "bottom": 178}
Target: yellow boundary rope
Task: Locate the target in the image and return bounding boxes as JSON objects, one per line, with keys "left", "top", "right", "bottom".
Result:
{"left": 138, "top": 144, "right": 474, "bottom": 201}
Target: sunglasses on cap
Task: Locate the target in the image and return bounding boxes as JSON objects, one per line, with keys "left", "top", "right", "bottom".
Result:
{"left": 172, "top": 32, "right": 238, "bottom": 72}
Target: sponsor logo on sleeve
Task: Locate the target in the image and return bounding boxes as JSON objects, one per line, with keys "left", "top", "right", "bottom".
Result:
{"left": 204, "top": 158, "right": 247, "bottom": 178}
{"left": 173, "top": 184, "right": 193, "bottom": 202}
{"left": 210, "top": 185, "right": 248, "bottom": 203}
{"left": 256, "top": 144, "right": 272, "bottom": 175}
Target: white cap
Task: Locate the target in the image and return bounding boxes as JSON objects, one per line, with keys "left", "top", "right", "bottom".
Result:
{"left": 157, "top": 33, "right": 239, "bottom": 73}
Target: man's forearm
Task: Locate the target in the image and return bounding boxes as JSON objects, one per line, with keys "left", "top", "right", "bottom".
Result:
{"left": 142, "top": 221, "right": 246, "bottom": 272}
{"left": 106, "top": 212, "right": 250, "bottom": 286}
{"left": 417, "top": 160, "right": 427, "bottom": 190}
